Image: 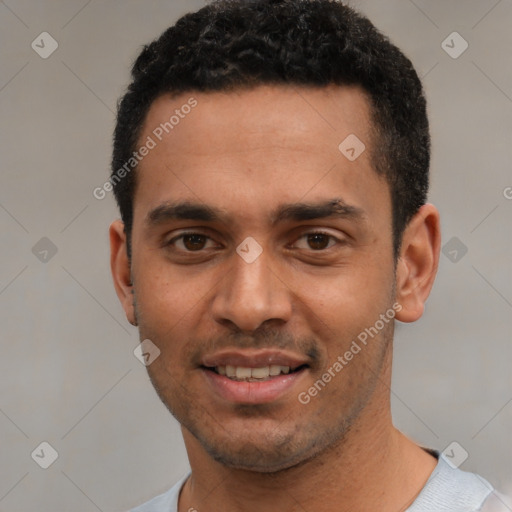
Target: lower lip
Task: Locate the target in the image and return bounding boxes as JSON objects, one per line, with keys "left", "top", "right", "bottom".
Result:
{"left": 201, "top": 368, "right": 308, "bottom": 404}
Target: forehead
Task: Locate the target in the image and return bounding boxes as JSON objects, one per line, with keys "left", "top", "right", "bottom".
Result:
{"left": 142, "top": 83, "right": 373, "bottom": 156}
{"left": 133, "top": 84, "right": 388, "bottom": 227}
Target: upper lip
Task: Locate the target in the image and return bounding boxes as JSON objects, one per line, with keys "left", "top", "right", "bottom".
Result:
{"left": 201, "top": 349, "right": 310, "bottom": 371}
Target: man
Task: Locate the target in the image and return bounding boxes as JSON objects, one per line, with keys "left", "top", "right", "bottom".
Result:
{"left": 109, "top": 1, "right": 508, "bottom": 510}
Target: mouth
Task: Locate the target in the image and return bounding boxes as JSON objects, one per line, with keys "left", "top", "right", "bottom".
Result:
{"left": 203, "top": 364, "right": 308, "bottom": 382}
{"left": 199, "top": 350, "right": 311, "bottom": 404}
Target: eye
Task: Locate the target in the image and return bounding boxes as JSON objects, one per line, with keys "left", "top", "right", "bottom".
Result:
{"left": 169, "top": 233, "right": 216, "bottom": 251}
{"left": 293, "top": 232, "right": 339, "bottom": 251}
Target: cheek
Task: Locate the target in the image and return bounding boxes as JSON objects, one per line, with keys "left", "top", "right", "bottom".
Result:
{"left": 133, "top": 258, "right": 222, "bottom": 366}
{"left": 138, "top": 276, "right": 176, "bottom": 319}
{"left": 296, "top": 258, "right": 391, "bottom": 316}
{"left": 134, "top": 252, "right": 204, "bottom": 318}
{"left": 290, "top": 261, "right": 395, "bottom": 358}
{"left": 133, "top": 269, "right": 196, "bottom": 353}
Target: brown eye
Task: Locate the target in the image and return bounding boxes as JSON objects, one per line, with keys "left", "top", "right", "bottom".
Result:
{"left": 182, "top": 234, "right": 208, "bottom": 251}
{"left": 307, "top": 233, "right": 331, "bottom": 250}
{"left": 292, "top": 232, "right": 339, "bottom": 251}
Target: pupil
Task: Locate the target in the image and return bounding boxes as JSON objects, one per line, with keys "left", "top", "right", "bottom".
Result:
{"left": 308, "top": 234, "right": 329, "bottom": 250}
{"left": 184, "top": 234, "right": 206, "bottom": 251}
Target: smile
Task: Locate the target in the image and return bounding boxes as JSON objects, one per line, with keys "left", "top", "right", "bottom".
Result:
{"left": 206, "top": 364, "right": 307, "bottom": 381}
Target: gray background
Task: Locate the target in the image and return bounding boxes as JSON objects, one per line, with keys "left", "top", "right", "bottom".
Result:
{"left": 1, "top": 0, "right": 511, "bottom": 510}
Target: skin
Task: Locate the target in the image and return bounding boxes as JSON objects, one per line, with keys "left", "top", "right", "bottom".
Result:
{"left": 110, "top": 84, "right": 441, "bottom": 511}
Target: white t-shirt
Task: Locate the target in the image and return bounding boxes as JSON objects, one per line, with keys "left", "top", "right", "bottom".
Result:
{"left": 129, "top": 452, "right": 510, "bottom": 512}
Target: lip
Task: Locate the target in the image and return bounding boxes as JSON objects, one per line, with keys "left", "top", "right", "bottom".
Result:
{"left": 201, "top": 349, "right": 309, "bottom": 370}
{"left": 201, "top": 366, "right": 309, "bottom": 404}
{"left": 200, "top": 349, "right": 311, "bottom": 404}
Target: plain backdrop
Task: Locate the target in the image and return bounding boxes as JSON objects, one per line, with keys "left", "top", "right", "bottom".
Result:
{"left": 1, "top": 1, "right": 511, "bottom": 510}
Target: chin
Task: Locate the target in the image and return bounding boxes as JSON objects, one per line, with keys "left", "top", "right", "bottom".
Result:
{"left": 206, "top": 443, "right": 310, "bottom": 473}
{"left": 192, "top": 422, "right": 336, "bottom": 474}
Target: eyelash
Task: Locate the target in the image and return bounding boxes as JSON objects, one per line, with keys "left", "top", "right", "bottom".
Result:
{"left": 166, "top": 230, "right": 342, "bottom": 252}
{"left": 168, "top": 232, "right": 219, "bottom": 251}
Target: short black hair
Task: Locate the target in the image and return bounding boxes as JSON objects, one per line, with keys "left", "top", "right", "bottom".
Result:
{"left": 112, "top": 0, "right": 430, "bottom": 258}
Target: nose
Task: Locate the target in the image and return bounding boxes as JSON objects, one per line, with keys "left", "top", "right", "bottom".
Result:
{"left": 211, "top": 249, "right": 293, "bottom": 332}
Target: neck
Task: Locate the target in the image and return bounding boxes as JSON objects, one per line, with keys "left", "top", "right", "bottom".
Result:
{"left": 178, "top": 352, "right": 437, "bottom": 512}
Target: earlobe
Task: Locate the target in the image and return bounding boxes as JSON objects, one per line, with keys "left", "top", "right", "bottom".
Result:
{"left": 394, "top": 204, "right": 441, "bottom": 323}
{"left": 109, "top": 220, "right": 137, "bottom": 326}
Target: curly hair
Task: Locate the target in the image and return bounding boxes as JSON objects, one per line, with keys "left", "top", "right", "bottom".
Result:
{"left": 111, "top": 0, "right": 430, "bottom": 258}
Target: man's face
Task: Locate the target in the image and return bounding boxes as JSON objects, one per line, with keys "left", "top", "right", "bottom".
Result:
{"left": 126, "top": 85, "right": 398, "bottom": 471}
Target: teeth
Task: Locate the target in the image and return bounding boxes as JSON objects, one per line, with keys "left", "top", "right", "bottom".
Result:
{"left": 269, "top": 364, "right": 282, "bottom": 376}
{"left": 214, "top": 365, "right": 293, "bottom": 380}
{"left": 251, "top": 366, "right": 270, "bottom": 379}
{"left": 235, "top": 367, "right": 252, "bottom": 379}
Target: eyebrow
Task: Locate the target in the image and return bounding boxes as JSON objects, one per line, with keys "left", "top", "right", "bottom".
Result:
{"left": 145, "top": 198, "right": 366, "bottom": 227}
{"left": 146, "top": 201, "right": 225, "bottom": 224}
{"left": 270, "top": 199, "right": 366, "bottom": 225}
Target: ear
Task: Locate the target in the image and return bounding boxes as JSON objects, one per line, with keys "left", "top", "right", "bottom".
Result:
{"left": 394, "top": 203, "right": 441, "bottom": 323}
{"left": 109, "top": 220, "right": 136, "bottom": 326}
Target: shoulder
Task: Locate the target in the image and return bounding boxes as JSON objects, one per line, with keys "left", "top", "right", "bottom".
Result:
{"left": 407, "top": 453, "right": 509, "bottom": 512}
{"left": 128, "top": 473, "right": 189, "bottom": 512}
{"left": 480, "top": 491, "right": 512, "bottom": 512}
